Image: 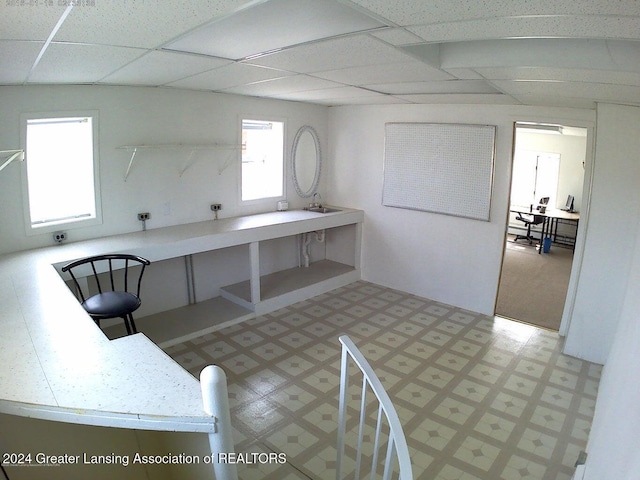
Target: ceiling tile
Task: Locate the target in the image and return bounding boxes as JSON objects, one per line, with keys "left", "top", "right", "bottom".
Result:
{"left": 436, "top": 39, "right": 640, "bottom": 73}
{"left": 271, "top": 85, "right": 391, "bottom": 103}
{"left": 100, "top": 51, "right": 231, "bottom": 86}
{"left": 442, "top": 68, "right": 485, "bottom": 80}
{"left": 491, "top": 80, "right": 640, "bottom": 106}
{"left": 508, "top": 94, "right": 597, "bottom": 109}
{"left": 407, "top": 16, "right": 640, "bottom": 43}
{"left": 0, "top": 41, "right": 43, "bottom": 83}
{"left": 364, "top": 79, "right": 501, "bottom": 95}
{"left": 369, "top": 27, "right": 425, "bottom": 46}
{"left": 53, "top": 1, "right": 250, "bottom": 49}
{"left": 167, "top": 63, "right": 293, "bottom": 91}
{"left": 313, "top": 61, "right": 452, "bottom": 86}
{"left": 27, "top": 43, "right": 145, "bottom": 83}
{"left": 476, "top": 67, "right": 640, "bottom": 87}
{"left": 396, "top": 92, "right": 520, "bottom": 105}
{"left": 222, "top": 74, "right": 342, "bottom": 97}
{"left": 246, "top": 34, "right": 419, "bottom": 73}
{"left": 0, "top": 3, "right": 68, "bottom": 41}
{"left": 317, "top": 94, "right": 410, "bottom": 106}
{"left": 348, "top": 0, "right": 640, "bottom": 27}
{"left": 165, "top": 0, "right": 387, "bottom": 60}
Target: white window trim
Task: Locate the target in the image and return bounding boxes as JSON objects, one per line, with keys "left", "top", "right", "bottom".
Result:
{"left": 238, "top": 115, "right": 287, "bottom": 206}
{"left": 20, "top": 110, "right": 103, "bottom": 235}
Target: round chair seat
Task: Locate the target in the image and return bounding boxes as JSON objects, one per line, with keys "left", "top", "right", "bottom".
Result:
{"left": 82, "top": 291, "right": 141, "bottom": 319}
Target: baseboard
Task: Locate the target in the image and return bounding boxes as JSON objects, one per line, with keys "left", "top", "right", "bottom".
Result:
{"left": 572, "top": 464, "right": 586, "bottom": 480}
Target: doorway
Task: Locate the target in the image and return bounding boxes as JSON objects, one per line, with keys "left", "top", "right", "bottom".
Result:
{"left": 496, "top": 123, "right": 587, "bottom": 330}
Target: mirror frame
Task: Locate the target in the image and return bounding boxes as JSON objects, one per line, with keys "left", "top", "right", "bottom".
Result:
{"left": 291, "top": 125, "right": 321, "bottom": 198}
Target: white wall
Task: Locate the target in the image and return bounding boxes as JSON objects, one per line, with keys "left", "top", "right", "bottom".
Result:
{"left": 564, "top": 103, "right": 640, "bottom": 364}
{"left": 562, "top": 104, "right": 640, "bottom": 478}
{"left": 581, "top": 190, "right": 640, "bottom": 479}
{"left": 0, "top": 85, "right": 328, "bottom": 256}
{"left": 327, "top": 104, "right": 594, "bottom": 316}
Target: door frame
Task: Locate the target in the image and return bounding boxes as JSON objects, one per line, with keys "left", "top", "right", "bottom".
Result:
{"left": 496, "top": 120, "right": 596, "bottom": 336}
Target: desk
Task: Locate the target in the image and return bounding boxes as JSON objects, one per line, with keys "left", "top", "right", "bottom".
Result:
{"left": 510, "top": 206, "right": 580, "bottom": 254}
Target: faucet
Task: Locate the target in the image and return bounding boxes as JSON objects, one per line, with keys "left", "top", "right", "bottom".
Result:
{"left": 310, "top": 192, "right": 322, "bottom": 208}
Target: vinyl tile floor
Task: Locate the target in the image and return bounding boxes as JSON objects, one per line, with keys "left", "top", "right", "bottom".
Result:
{"left": 163, "top": 281, "right": 601, "bottom": 480}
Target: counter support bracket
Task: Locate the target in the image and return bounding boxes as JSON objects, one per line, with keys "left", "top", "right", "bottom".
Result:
{"left": 185, "top": 254, "right": 197, "bottom": 304}
{"left": 249, "top": 242, "right": 261, "bottom": 304}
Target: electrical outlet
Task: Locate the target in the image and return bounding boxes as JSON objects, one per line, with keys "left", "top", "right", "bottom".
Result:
{"left": 53, "top": 231, "right": 67, "bottom": 244}
{"left": 210, "top": 204, "right": 222, "bottom": 212}
{"left": 137, "top": 212, "right": 151, "bottom": 221}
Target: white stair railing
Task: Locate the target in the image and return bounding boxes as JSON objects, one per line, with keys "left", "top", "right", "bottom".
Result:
{"left": 200, "top": 365, "right": 238, "bottom": 480}
{"left": 336, "top": 335, "right": 413, "bottom": 480}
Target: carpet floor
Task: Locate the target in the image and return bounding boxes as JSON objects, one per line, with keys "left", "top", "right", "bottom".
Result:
{"left": 496, "top": 237, "right": 574, "bottom": 330}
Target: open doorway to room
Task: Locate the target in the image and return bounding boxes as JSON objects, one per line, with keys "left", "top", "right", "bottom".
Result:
{"left": 496, "top": 123, "right": 587, "bottom": 330}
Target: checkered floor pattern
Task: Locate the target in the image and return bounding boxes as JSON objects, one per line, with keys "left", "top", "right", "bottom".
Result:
{"left": 164, "top": 281, "right": 601, "bottom": 480}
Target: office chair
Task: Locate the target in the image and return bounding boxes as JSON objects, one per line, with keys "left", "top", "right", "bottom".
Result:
{"left": 61, "top": 254, "right": 151, "bottom": 335}
{"left": 513, "top": 197, "right": 549, "bottom": 245}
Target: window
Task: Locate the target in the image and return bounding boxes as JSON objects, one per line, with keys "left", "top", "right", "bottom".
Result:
{"left": 241, "top": 118, "right": 284, "bottom": 202}
{"left": 23, "top": 114, "right": 100, "bottom": 231}
{"left": 510, "top": 151, "right": 560, "bottom": 208}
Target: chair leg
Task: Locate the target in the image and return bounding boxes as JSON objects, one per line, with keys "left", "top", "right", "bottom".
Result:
{"left": 526, "top": 224, "right": 533, "bottom": 244}
{"left": 128, "top": 314, "right": 138, "bottom": 334}
{"left": 122, "top": 316, "right": 132, "bottom": 335}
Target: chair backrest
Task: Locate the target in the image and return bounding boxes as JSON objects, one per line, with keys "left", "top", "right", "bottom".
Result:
{"left": 336, "top": 335, "right": 413, "bottom": 480}
{"left": 61, "top": 254, "right": 150, "bottom": 303}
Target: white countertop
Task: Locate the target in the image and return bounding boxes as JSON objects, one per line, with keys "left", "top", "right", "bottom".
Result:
{"left": 0, "top": 207, "right": 363, "bottom": 431}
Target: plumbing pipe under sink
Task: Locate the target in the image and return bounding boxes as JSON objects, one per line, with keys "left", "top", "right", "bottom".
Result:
{"left": 301, "top": 230, "right": 325, "bottom": 268}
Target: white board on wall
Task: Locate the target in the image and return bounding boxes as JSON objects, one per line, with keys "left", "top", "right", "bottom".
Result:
{"left": 382, "top": 123, "right": 496, "bottom": 221}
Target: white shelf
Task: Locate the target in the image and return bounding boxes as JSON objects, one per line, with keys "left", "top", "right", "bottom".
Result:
{"left": 103, "top": 296, "right": 253, "bottom": 348}
{"left": 220, "top": 259, "right": 357, "bottom": 314}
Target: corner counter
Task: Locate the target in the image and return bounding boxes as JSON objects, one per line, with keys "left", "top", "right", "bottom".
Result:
{"left": 0, "top": 207, "right": 363, "bottom": 432}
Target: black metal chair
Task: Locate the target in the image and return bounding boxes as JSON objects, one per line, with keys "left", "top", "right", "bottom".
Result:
{"left": 514, "top": 197, "right": 550, "bottom": 245}
{"left": 62, "top": 254, "right": 151, "bottom": 335}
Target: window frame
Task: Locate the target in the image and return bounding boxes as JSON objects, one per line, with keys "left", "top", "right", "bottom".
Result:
{"left": 20, "top": 110, "right": 102, "bottom": 235}
{"left": 238, "top": 115, "right": 286, "bottom": 205}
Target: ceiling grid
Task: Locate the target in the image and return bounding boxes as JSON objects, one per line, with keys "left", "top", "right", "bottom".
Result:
{"left": 1, "top": 0, "right": 639, "bottom": 107}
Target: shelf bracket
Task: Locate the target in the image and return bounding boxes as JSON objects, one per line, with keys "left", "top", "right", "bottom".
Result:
{"left": 118, "top": 143, "right": 240, "bottom": 181}
{"left": 124, "top": 147, "right": 138, "bottom": 182}
{"left": 0, "top": 149, "right": 25, "bottom": 174}
{"left": 179, "top": 149, "right": 197, "bottom": 177}
{"left": 217, "top": 150, "right": 236, "bottom": 176}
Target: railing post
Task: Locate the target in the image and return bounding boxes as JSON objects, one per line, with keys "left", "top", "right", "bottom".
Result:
{"left": 200, "top": 365, "right": 238, "bottom": 480}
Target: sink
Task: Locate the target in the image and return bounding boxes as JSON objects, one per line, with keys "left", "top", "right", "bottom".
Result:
{"left": 304, "top": 206, "right": 341, "bottom": 214}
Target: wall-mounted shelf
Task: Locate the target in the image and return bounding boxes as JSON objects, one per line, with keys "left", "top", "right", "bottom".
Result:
{"left": 0, "top": 149, "right": 25, "bottom": 174}
{"left": 117, "top": 143, "right": 240, "bottom": 181}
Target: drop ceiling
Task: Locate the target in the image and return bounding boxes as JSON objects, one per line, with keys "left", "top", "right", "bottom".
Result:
{"left": 1, "top": 0, "right": 640, "bottom": 108}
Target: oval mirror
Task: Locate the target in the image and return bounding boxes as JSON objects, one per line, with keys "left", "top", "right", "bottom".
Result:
{"left": 292, "top": 126, "right": 321, "bottom": 198}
